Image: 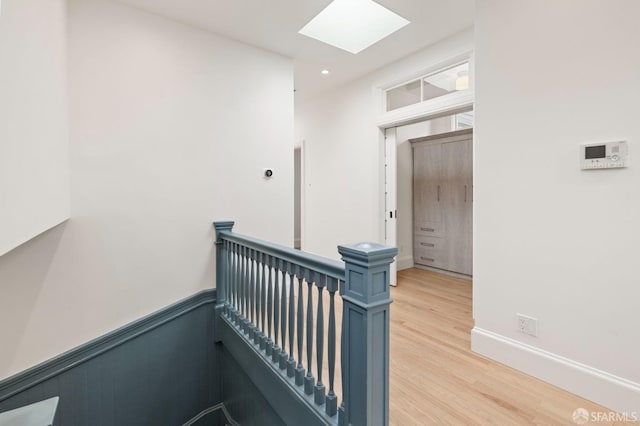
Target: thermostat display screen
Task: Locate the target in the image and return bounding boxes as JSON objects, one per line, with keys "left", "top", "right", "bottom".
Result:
{"left": 585, "top": 145, "right": 606, "bottom": 159}
{"left": 581, "top": 141, "right": 627, "bottom": 170}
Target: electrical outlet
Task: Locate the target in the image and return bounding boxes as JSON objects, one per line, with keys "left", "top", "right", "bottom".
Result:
{"left": 517, "top": 314, "right": 538, "bottom": 337}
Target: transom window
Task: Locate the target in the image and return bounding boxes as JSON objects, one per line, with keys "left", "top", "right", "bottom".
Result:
{"left": 385, "top": 61, "right": 470, "bottom": 112}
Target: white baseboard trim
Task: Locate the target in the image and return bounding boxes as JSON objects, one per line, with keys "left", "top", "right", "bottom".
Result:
{"left": 397, "top": 256, "right": 414, "bottom": 270}
{"left": 471, "top": 327, "right": 640, "bottom": 414}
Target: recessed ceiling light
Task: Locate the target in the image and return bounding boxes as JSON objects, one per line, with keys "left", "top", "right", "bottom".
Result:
{"left": 299, "top": 0, "right": 410, "bottom": 55}
{"left": 321, "top": 69, "right": 330, "bottom": 75}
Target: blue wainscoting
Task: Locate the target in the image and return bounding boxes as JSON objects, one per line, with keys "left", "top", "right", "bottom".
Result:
{"left": 0, "top": 290, "right": 221, "bottom": 426}
{"left": 221, "top": 345, "right": 285, "bottom": 426}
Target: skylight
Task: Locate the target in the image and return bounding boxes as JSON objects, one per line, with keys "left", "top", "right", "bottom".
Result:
{"left": 298, "top": 0, "right": 410, "bottom": 54}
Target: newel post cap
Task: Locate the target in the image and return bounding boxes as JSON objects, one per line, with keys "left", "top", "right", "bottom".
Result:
{"left": 338, "top": 242, "right": 397, "bottom": 267}
{"left": 213, "top": 221, "right": 235, "bottom": 242}
{"left": 338, "top": 242, "right": 397, "bottom": 303}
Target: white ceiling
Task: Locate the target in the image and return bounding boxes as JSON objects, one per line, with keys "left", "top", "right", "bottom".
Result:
{"left": 114, "top": 0, "right": 474, "bottom": 98}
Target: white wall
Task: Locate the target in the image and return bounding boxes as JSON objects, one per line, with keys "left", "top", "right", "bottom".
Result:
{"left": 296, "top": 29, "right": 473, "bottom": 260}
{"left": 0, "top": 0, "right": 293, "bottom": 380}
{"left": 0, "top": 0, "right": 70, "bottom": 256}
{"left": 473, "top": 0, "right": 640, "bottom": 413}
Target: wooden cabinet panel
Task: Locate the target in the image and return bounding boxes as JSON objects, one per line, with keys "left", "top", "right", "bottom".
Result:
{"left": 441, "top": 140, "right": 473, "bottom": 275}
{"left": 413, "top": 144, "right": 442, "bottom": 226}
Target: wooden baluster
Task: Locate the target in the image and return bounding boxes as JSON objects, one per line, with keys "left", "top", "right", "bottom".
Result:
{"left": 279, "top": 264, "right": 287, "bottom": 369}
{"left": 253, "top": 252, "right": 258, "bottom": 337}
{"left": 238, "top": 245, "right": 242, "bottom": 318}
{"left": 238, "top": 245, "right": 243, "bottom": 324}
{"left": 224, "top": 240, "right": 233, "bottom": 316}
{"left": 266, "top": 255, "right": 274, "bottom": 357}
{"left": 287, "top": 269, "right": 296, "bottom": 377}
{"left": 260, "top": 253, "right": 267, "bottom": 350}
{"left": 272, "top": 257, "right": 280, "bottom": 363}
{"left": 252, "top": 250, "right": 257, "bottom": 340}
{"left": 228, "top": 242, "right": 234, "bottom": 317}
{"left": 253, "top": 250, "right": 258, "bottom": 336}
{"left": 242, "top": 246, "right": 248, "bottom": 331}
{"left": 315, "top": 276, "right": 326, "bottom": 405}
{"left": 239, "top": 245, "right": 244, "bottom": 321}
{"left": 240, "top": 247, "right": 247, "bottom": 331}
{"left": 233, "top": 244, "right": 239, "bottom": 323}
{"left": 339, "top": 278, "right": 346, "bottom": 425}
{"left": 245, "top": 247, "right": 250, "bottom": 332}
{"left": 246, "top": 248, "right": 250, "bottom": 324}
{"left": 254, "top": 252, "right": 262, "bottom": 345}
{"left": 254, "top": 251, "right": 258, "bottom": 330}
{"left": 326, "top": 276, "right": 339, "bottom": 416}
{"left": 235, "top": 244, "right": 241, "bottom": 321}
{"left": 249, "top": 249, "right": 255, "bottom": 339}
{"left": 247, "top": 247, "right": 252, "bottom": 332}
{"left": 246, "top": 248, "right": 251, "bottom": 333}
{"left": 295, "top": 269, "right": 305, "bottom": 386}
{"left": 304, "top": 273, "right": 314, "bottom": 395}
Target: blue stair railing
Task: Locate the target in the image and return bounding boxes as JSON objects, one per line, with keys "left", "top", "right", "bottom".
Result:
{"left": 214, "top": 221, "right": 396, "bottom": 426}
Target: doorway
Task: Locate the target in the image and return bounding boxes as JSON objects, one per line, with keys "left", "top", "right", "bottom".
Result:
{"left": 384, "top": 110, "right": 473, "bottom": 280}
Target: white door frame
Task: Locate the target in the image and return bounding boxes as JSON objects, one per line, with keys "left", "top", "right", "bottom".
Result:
{"left": 384, "top": 128, "right": 398, "bottom": 286}
{"left": 299, "top": 140, "right": 306, "bottom": 250}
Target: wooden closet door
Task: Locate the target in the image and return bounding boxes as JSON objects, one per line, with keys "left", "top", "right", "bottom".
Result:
{"left": 464, "top": 140, "right": 473, "bottom": 275}
{"left": 413, "top": 144, "right": 444, "bottom": 237}
{"left": 441, "top": 138, "right": 473, "bottom": 275}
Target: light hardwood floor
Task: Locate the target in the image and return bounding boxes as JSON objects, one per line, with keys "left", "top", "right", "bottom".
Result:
{"left": 389, "top": 268, "right": 617, "bottom": 425}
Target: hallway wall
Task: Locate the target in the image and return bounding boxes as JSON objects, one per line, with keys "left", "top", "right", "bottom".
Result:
{"left": 473, "top": 0, "right": 640, "bottom": 412}
{"left": 0, "top": 0, "right": 293, "bottom": 380}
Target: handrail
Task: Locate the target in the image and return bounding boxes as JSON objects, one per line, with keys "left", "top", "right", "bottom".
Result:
{"left": 213, "top": 221, "right": 396, "bottom": 426}
{"left": 219, "top": 230, "right": 345, "bottom": 281}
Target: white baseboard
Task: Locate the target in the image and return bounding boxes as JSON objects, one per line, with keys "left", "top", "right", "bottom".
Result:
{"left": 471, "top": 327, "right": 640, "bottom": 414}
{"left": 397, "top": 256, "right": 414, "bottom": 270}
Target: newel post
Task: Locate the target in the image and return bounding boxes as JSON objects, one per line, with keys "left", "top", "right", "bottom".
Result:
{"left": 213, "top": 221, "right": 234, "bottom": 343}
{"left": 337, "top": 242, "right": 397, "bottom": 426}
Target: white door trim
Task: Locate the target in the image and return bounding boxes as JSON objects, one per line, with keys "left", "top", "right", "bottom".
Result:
{"left": 378, "top": 92, "right": 474, "bottom": 129}
{"left": 298, "top": 140, "right": 306, "bottom": 250}
{"left": 384, "top": 128, "right": 398, "bottom": 286}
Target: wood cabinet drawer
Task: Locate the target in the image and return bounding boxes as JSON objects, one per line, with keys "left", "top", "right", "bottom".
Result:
{"left": 414, "top": 221, "right": 444, "bottom": 238}
{"left": 414, "top": 247, "right": 448, "bottom": 269}
{"left": 413, "top": 235, "right": 444, "bottom": 252}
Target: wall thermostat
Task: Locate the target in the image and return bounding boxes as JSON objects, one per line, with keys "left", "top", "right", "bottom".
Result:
{"left": 581, "top": 141, "right": 628, "bottom": 170}
{"left": 264, "top": 168, "right": 273, "bottom": 178}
